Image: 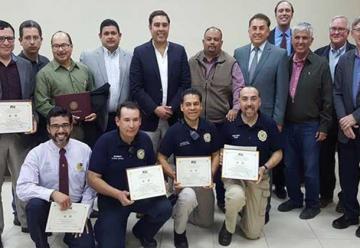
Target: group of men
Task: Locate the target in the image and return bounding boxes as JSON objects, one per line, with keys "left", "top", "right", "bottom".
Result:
{"left": 0, "top": 0, "right": 359, "bottom": 247}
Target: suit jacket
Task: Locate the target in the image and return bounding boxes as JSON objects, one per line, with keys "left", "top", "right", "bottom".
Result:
{"left": 80, "top": 47, "right": 132, "bottom": 131}
{"left": 130, "top": 40, "right": 191, "bottom": 131}
{"left": 268, "top": 28, "right": 293, "bottom": 55}
{"left": 314, "top": 41, "right": 356, "bottom": 60}
{"left": 333, "top": 49, "right": 360, "bottom": 143}
{"left": 234, "top": 42, "right": 289, "bottom": 125}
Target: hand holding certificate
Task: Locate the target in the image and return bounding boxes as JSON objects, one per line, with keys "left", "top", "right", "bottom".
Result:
{"left": 0, "top": 100, "right": 33, "bottom": 134}
{"left": 176, "top": 156, "right": 212, "bottom": 187}
{"left": 126, "top": 165, "right": 167, "bottom": 201}
{"left": 222, "top": 147, "right": 259, "bottom": 180}
{"left": 45, "top": 202, "right": 89, "bottom": 233}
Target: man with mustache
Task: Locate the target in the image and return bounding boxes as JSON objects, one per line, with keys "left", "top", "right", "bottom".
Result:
{"left": 17, "top": 106, "right": 96, "bottom": 248}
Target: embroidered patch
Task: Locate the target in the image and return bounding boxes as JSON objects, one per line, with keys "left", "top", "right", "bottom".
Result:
{"left": 137, "top": 149, "right": 145, "bottom": 160}
{"left": 203, "top": 133, "right": 211, "bottom": 142}
{"left": 76, "top": 163, "right": 84, "bottom": 172}
{"left": 257, "top": 130, "right": 267, "bottom": 142}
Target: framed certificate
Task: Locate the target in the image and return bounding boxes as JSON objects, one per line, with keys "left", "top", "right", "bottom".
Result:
{"left": 45, "top": 202, "right": 89, "bottom": 233}
{"left": 126, "top": 165, "right": 167, "bottom": 201}
{"left": 222, "top": 148, "right": 259, "bottom": 180}
{"left": 54, "top": 92, "right": 92, "bottom": 120}
{"left": 0, "top": 100, "right": 33, "bottom": 134}
{"left": 176, "top": 156, "right": 212, "bottom": 187}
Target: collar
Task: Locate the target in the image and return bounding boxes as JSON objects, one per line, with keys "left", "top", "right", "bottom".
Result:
{"left": 19, "top": 50, "right": 39, "bottom": 63}
{"left": 52, "top": 59, "right": 78, "bottom": 71}
{"left": 355, "top": 48, "right": 360, "bottom": 58}
{"left": 330, "top": 43, "right": 346, "bottom": 54}
{"left": 114, "top": 129, "right": 141, "bottom": 148}
{"left": 182, "top": 117, "right": 207, "bottom": 132}
{"left": 251, "top": 41, "right": 267, "bottom": 52}
{"left": 275, "top": 26, "right": 291, "bottom": 37}
{"left": 49, "top": 138, "right": 72, "bottom": 152}
{"left": 152, "top": 40, "right": 169, "bottom": 54}
{"left": 102, "top": 47, "right": 120, "bottom": 56}
{"left": 235, "top": 112, "right": 264, "bottom": 129}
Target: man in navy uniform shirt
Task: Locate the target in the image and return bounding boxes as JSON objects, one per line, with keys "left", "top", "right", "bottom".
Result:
{"left": 218, "top": 86, "right": 282, "bottom": 246}
{"left": 87, "top": 101, "right": 172, "bottom": 248}
{"left": 158, "top": 88, "right": 220, "bottom": 248}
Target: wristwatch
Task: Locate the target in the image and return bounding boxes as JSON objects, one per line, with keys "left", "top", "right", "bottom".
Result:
{"left": 262, "top": 163, "right": 270, "bottom": 174}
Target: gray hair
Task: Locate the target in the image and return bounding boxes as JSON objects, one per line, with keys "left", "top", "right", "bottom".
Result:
{"left": 330, "top": 16, "right": 350, "bottom": 30}
{"left": 352, "top": 17, "right": 360, "bottom": 30}
{"left": 293, "top": 22, "right": 313, "bottom": 38}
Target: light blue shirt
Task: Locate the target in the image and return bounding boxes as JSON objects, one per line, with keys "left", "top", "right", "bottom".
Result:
{"left": 248, "top": 42, "right": 267, "bottom": 71}
{"left": 329, "top": 43, "right": 346, "bottom": 81}
{"left": 16, "top": 138, "right": 96, "bottom": 207}
{"left": 275, "top": 27, "right": 292, "bottom": 56}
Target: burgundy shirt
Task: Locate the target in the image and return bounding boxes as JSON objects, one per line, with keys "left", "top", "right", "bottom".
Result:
{"left": 0, "top": 59, "right": 22, "bottom": 100}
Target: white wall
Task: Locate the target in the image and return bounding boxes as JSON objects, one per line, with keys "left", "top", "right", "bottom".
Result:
{"left": 4, "top": 0, "right": 359, "bottom": 59}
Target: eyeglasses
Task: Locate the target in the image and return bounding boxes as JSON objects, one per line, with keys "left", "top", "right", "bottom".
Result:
{"left": 23, "top": 36, "right": 41, "bottom": 42}
{"left": 0, "top": 36, "right": 15, "bottom": 43}
{"left": 329, "top": 27, "right": 348, "bottom": 33}
{"left": 353, "top": 28, "right": 360, "bottom": 33}
{"left": 52, "top": 43, "right": 71, "bottom": 50}
{"left": 49, "top": 123, "right": 71, "bottom": 130}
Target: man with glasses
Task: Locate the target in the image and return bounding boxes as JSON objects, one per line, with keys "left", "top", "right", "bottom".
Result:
{"left": 0, "top": 20, "right": 35, "bottom": 248}
{"left": 315, "top": 16, "right": 355, "bottom": 210}
{"left": 17, "top": 106, "right": 96, "bottom": 248}
{"left": 35, "top": 31, "right": 97, "bottom": 142}
{"left": 332, "top": 17, "right": 360, "bottom": 238}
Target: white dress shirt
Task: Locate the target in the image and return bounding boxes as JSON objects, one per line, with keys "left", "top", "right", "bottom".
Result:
{"left": 103, "top": 47, "right": 121, "bottom": 112}
{"left": 16, "top": 138, "right": 96, "bottom": 207}
{"left": 153, "top": 41, "right": 169, "bottom": 105}
{"left": 248, "top": 41, "right": 267, "bottom": 71}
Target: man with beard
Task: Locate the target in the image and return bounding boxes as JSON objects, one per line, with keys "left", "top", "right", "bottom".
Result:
{"left": 218, "top": 86, "right": 282, "bottom": 246}
{"left": 17, "top": 107, "right": 96, "bottom": 248}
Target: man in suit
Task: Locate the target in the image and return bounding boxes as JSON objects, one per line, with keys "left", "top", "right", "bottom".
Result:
{"left": 332, "top": 17, "right": 360, "bottom": 238}
{"left": 234, "top": 13, "right": 289, "bottom": 222}
{"left": 314, "top": 16, "right": 355, "bottom": 209}
{"left": 268, "top": 0, "right": 294, "bottom": 56}
{"left": 81, "top": 19, "right": 132, "bottom": 133}
{"left": 0, "top": 20, "right": 36, "bottom": 247}
{"left": 130, "top": 10, "right": 191, "bottom": 153}
{"left": 278, "top": 22, "right": 332, "bottom": 220}
{"left": 267, "top": 0, "right": 294, "bottom": 199}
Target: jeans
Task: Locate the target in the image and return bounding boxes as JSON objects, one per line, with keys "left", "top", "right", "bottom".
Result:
{"left": 283, "top": 122, "right": 320, "bottom": 208}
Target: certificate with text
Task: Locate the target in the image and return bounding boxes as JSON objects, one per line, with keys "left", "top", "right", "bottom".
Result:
{"left": 222, "top": 148, "right": 259, "bottom": 180}
{"left": 45, "top": 202, "right": 89, "bottom": 233}
{"left": 127, "top": 165, "right": 167, "bottom": 201}
{"left": 176, "top": 156, "right": 212, "bottom": 187}
{"left": 0, "top": 100, "right": 32, "bottom": 134}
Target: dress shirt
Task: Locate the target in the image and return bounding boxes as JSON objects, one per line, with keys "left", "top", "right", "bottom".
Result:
{"left": 352, "top": 49, "right": 360, "bottom": 107}
{"left": 18, "top": 51, "right": 49, "bottom": 74}
{"left": 329, "top": 43, "right": 346, "bottom": 81}
{"left": 153, "top": 41, "right": 169, "bottom": 105}
{"left": 248, "top": 42, "right": 266, "bottom": 71}
{"left": 289, "top": 54, "right": 306, "bottom": 101}
{"left": 103, "top": 47, "right": 121, "bottom": 112}
{"left": 275, "top": 27, "right": 292, "bottom": 56}
{"left": 16, "top": 138, "right": 96, "bottom": 206}
{"left": 0, "top": 58, "right": 22, "bottom": 100}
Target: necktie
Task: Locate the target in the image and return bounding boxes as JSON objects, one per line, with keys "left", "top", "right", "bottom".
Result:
{"left": 249, "top": 47, "right": 259, "bottom": 83}
{"left": 59, "top": 148, "right": 69, "bottom": 195}
{"left": 280, "top": 32, "right": 287, "bottom": 50}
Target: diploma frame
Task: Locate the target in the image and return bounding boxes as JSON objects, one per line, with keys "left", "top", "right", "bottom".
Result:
{"left": 126, "top": 165, "right": 167, "bottom": 201}
{"left": 175, "top": 156, "right": 212, "bottom": 187}
{"left": 0, "top": 100, "right": 33, "bottom": 134}
{"left": 222, "top": 148, "right": 259, "bottom": 180}
{"left": 45, "top": 202, "right": 89, "bottom": 233}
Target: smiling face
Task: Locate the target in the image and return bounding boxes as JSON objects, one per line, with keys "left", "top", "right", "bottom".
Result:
{"left": 292, "top": 30, "right": 313, "bottom": 58}
{"left": 329, "top": 17, "right": 350, "bottom": 49}
{"left": 0, "top": 27, "right": 15, "bottom": 60}
{"left": 51, "top": 32, "right": 73, "bottom": 66}
{"left": 249, "top": 18, "right": 270, "bottom": 47}
{"left": 275, "top": 1, "right": 293, "bottom": 29}
{"left": 47, "top": 115, "right": 73, "bottom": 148}
{"left": 239, "top": 87, "right": 261, "bottom": 119}
{"left": 116, "top": 107, "right": 141, "bottom": 142}
{"left": 181, "top": 93, "right": 202, "bottom": 123}
{"left": 99, "top": 25, "right": 121, "bottom": 52}
{"left": 149, "top": 15, "right": 169, "bottom": 46}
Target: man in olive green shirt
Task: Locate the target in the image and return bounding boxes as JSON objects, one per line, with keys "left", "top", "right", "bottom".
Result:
{"left": 35, "top": 31, "right": 96, "bottom": 141}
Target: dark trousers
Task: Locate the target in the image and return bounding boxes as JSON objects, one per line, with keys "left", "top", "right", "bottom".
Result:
{"left": 338, "top": 136, "right": 360, "bottom": 220}
{"left": 95, "top": 196, "right": 172, "bottom": 248}
{"left": 319, "top": 122, "right": 338, "bottom": 200}
{"left": 26, "top": 198, "right": 95, "bottom": 248}
{"left": 272, "top": 160, "right": 286, "bottom": 189}
{"left": 213, "top": 122, "right": 225, "bottom": 205}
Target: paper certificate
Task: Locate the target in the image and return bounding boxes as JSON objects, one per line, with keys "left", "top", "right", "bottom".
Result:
{"left": 45, "top": 202, "right": 89, "bottom": 233}
{"left": 176, "top": 156, "right": 212, "bottom": 187}
{"left": 0, "top": 100, "right": 33, "bottom": 134}
{"left": 222, "top": 148, "right": 259, "bottom": 180}
{"left": 126, "top": 165, "right": 167, "bottom": 201}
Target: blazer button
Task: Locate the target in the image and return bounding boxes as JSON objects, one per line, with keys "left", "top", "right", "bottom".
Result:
{"left": 160, "top": 89, "right": 163, "bottom": 92}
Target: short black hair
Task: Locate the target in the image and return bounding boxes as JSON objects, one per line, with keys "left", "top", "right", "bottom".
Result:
{"left": 148, "top": 10, "right": 170, "bottom": 25}
{"left": 274, "top": 1, "right": 294, "bottom": 14}
{"left": 204, "top": 26, "right": 223, "bottom": 39}
{"left": 100, "top": 19, "right": 120, "bottom": 34}
{"left": 47, "top": 106, "right": 73, "bottom": 125}
{"left": 116, "top": 101, "right": 141, "bottom": 117}
{"left": 181, "top": 88, "right": 202, "bottom": 103}
{"left": 19, "top": 20, "right": 42, "bottom": 38}
{"left": 0, "top": 20, "right": 15, "bottom": 35}
{"left": 51, "top": 31, "right": 72, "bottom": 45}
{"left": 249, "top": 13, "right": 271, "bottom": 28}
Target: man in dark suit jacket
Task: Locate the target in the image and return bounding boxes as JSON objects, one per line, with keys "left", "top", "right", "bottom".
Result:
{"left": 0, "top": 20, "right": 36, "bottom": 247}
{"left": 130, "top": 10, "right": 191, "bottom": 152}
{"left": 332, "top": 17, "right": 360, "bottom": 238}
{"left": 314, "top": 15, "right": 356, "bottom": 210}
{"left": 268, "top": 0, "right": 294, "bottom": 56}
